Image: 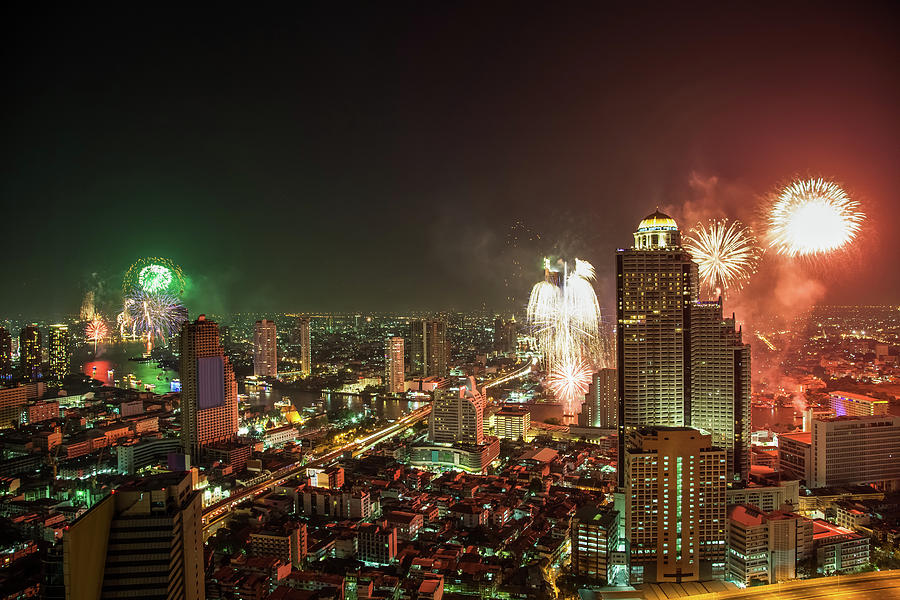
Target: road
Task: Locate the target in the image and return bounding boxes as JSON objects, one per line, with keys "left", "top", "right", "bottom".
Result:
{"left": 683, "top": 570, "right": 900, "bottom": 600}
{"left": 201, "top": 404, "right": 431, "bottom": 536}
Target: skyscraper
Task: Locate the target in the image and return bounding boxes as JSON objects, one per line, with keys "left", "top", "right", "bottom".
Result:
{"left": 0, "top": 327, "right": 12, "bottom": 381}
{"left": 580, "top": 368, "right": 617, "bottom": 428}
{"left": 429, "top": 376, "right": 485, "bottom": 445}
{"left": 616, "top": 211, "right": 698, "bottom": 485}
{"left": 624, "top": 427, "right": 726, "bottom": 583}
{"left": 690, "top": 299, "right": 750, "bottom": 482}
{"left": 47, "top": 324, "right": 69, "bottom": 384}
{"left": 385, "top": 336, "right": 405, "bottom": 394}
{"left": 19, "top": 324, "right": 42, "bottom": 382}
{"left": 298, "top": 316, "right": 311, "bottom": 376}
{"left": 409, "top": 319, "right": 449, "bottom": 377}
{"left": 179, "top": 315, "right": 239, "bottom": 457}
{"left": 253, "top": 319, "right": 278, "bottom": 377}
{"left": 63, "top": 472, "right": 205, "bottom": 600}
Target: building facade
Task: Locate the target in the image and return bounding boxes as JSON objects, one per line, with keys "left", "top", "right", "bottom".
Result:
{"left": 580, "top": 368, "right": 617, "bottom": 429}
{"left": 409, "top": 319, "right": 449, "bottom": 377}
{"left": 0, "top": 326, "right": 12, "bottom": 381}
{"left": 494, "top": 405, "right": 530, "bottom": 441}
{"left": 810, "top": 416, "right": 900, "bottom": 489}
{"left": 63, "top": 472, "right": 204, "bottom": 600}
{"left": 253, "top": 319, "right": 278, "bottom": 377}
{"left": 624, "top": 427, "right": 726, "bottom": 584}
{"left": 385, "top": 336, "right": 405, "bottom": 394}
{"left": 19, "top": 324, "right": 42, "bottom": 383}
{"left": 47, "top": 324, "right": 69, "bottom": 384}
{"left": 179, "top": 315, "right": 239, "bottom": 457}
{"left": 616, "top": 211, "right": 698, "bottom": 485}
{"left": 690, "top": 300, "right": 750, "bottom": 482}
{"left": 298, "top": 317, "right": 311, "bottom": 376}
{"left": 429, "top": 377, "right": 484, "bottom": 445}
{"left": 828, "top": 391, "right": 888, "bottom": 417}
{"left": 571, "top": 505, "right": 618, "bottom": 583}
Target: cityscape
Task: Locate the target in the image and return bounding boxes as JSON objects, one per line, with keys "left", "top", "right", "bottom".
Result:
{"left": 2, "top": 5, "right": 900, "bottom": 600}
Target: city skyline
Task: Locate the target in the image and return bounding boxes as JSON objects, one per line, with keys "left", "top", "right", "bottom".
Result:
{"left": 2, "top": 4, "right": 899, "bottom": 317}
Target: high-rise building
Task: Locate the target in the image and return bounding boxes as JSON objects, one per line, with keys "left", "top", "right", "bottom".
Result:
{"left": 429, "top": 376, "right": 484, "bottom": 445}
{"left": 624, "top": 427, "right": 726, "bottom": 584}
{"left": 19, "top": 324, "right": 42, "bottom": 382}
{"left": 298, "top": 317, "right": 311, "bottom": 376}
{"left": 493, "top": 316, "right": 517, "bottom": 354}
{"left": 410, "top": 319, "right": 449, "bottom": 377}
{"left": 690, "top": 299, "right": 750, "bottom": 482}
{"left": 47, "top": 324, "right": 69, "bottom": 384}
{"left": 571, "top": 504, "right": 619, "bottom": 583}
{"left": 810, "top": 416, "right": 900, "bottom": 489}
{"left": 63, "top": 472, "right": 204, "bottom": 600}
{"left": 179, "top": 315, "right": 239, "bottom": 457}
{"left": 616, "top": 211, "right": 697, "bottom": 485}
{"left": 0, "top": 326, "right": 12, "bottom": 381}
{"left": 580, "top": 368, "right": 617, "bottom": 429}
{"left": 253, "top": 319, "right": 278, "bottom": 377}
{"left": 385, "top": 336, "right": 405, "bottom": 394}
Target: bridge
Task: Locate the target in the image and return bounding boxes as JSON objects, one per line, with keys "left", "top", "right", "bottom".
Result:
{"left": 201, "top": 404, "right": 431, "bottom": 538}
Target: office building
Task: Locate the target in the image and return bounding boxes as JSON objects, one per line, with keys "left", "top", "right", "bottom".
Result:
{"left": 777, "top": 431, "right": 811, "bottom": 483}
{"left": 47, "top": 324, "right": 69, "bottom": 384}
{"left": 410, "top": 319, "right": 449, "bottom": 377}
{"left": 828, "top": 391, "right": 888, "bottom": 417}
{"left": 298, "top": 317, "right": 311, "bottom": 376}
{"left": 616, "top": 211, "right": 697, "bottom": 485}
{"left": 624, "top": 427, "right": 726, "bottom": 584}
{"left": 580, "top": 368, "right": 617, "bottom": 429}
{"left": 690, "top": 300, "right": 751, "bottom": 482}
{"left": 571, "top": 504, "right": 618, "bottom": 583}
{"left": 0, "top": 326, "right": 12, "bottom": 381}
{"left": 726, "top": 505, "right": 813, "bottom": 585}
{"left": 253, "top": 319, "right": 278, "bottom": 377}
{"left": 429, "top": 376, "right": 484, "bottom": 445}
{"left": 493, "top": 316, "right": 517, "bottom": 353}
{"left": 179, "top": 315, "right": 239, "bottom": 457}
{"left": 810, "top": 416, "right": 900, "bottom": 489}
{"left": 19, "top": 324, "right": 42, "bottom": 382}
{"left": 63, "top": 472, "right": 204, "bottom": 600}
{"left": 494, "top": 404, "right": 530, "bottom": 441}
{"left": 385, "top": 336, "right": 405, "bottom": 394}
{"left": 0, "top": 382, "right": 46, "bottom": 429}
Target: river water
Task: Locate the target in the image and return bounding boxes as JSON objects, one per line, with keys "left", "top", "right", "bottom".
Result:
{"left": 76, "top": 341, "right": 421, "bottom": 418}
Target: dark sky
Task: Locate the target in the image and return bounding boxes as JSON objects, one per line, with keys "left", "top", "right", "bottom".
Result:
{"left": 2, "top": 3, "right": 899, "bottom": 318}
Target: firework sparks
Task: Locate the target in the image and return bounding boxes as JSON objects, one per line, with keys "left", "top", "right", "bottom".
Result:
{"left": 123, "top": 257, "right": 186, "bottom": 296}
{"left": 767, "top": 178, "right": 864, "bottom": 257}
{"left": 683, "top": 219, "right": 762, "bottom": 297}
{"left": 547, "top": 359, "right": 592, "bottom": 409}
{"left": 527, "top": 258, "right": 610, "bottom": 415}
{"left": 85, "top": 317, "right": 108, "bottom": 352}
{"left": 117, "top": 290, "right": 188, "bottom": 344}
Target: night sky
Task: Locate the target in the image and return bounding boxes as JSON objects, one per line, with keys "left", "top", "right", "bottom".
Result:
{"left": 2, "top": 4, "right": 899, "bottom": 318}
